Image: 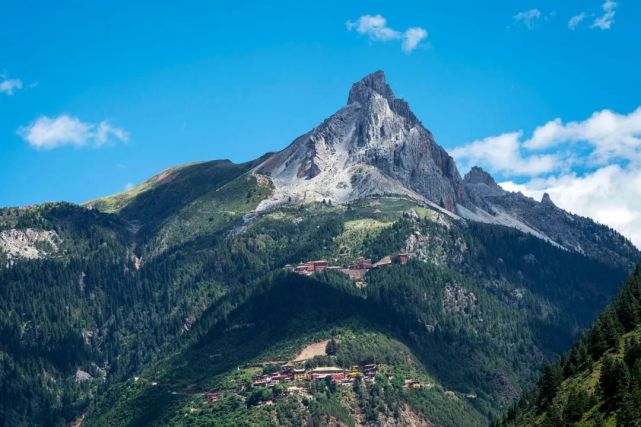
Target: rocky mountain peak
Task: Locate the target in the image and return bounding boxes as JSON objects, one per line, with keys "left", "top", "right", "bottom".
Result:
{"left": 347, "top": 70, "right": 418, "bottom": 125}
{"left": 541, "top": 192, "right": 555, "bottom": 207}
{"left": 347, "top": 70, "right": 395, "bottom": 105}
{"left": 463, "top": 166, "right": 500, "bottom": 188}
{"left": 254, "top": 70, "right": 468, "bottom": 213}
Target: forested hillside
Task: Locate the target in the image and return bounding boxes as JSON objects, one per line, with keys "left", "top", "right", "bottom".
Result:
{"left": 498, "top": 263, "right": 641, "bottom": 426}
{"left": 1, "top": 159, "right": 639, "bottom": 426}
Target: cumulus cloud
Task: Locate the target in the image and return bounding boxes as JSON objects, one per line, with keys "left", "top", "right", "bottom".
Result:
{"left": 500, "top": 165, "right": 641, "bottom": 247}
{"left": 592, "top": 0, "right": 617, "bottom": 30}
{"left": 0, "top": 78, "right": 23, "bottom": 95}
{"left": 568, "top": 12, "right": 587, "bottom": 30}
{"left": 346, "top": 15, "right": 400, "bottom": 41}
{"left": 18, "top": 114, "right": 129, "bottom": 149}
{"left": 524, "top": 107, "right": 641, "bottom": 165}
{"left": 346, "top": 14, "right": 428, "bottom": 53}
{"left": 401, "top": 27, "right": 428, "bottom": 53}
{"left": 451, "top": 132, "right": 558, "bottom": 176}
{"left": 453, "top": 106, "right": 641, "bottom": 247}
{"left": 513, "top": 9, "right": 542, "bottom": 29}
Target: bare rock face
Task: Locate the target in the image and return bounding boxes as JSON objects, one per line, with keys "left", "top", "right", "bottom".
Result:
{"left": 461, "top": 166, "right": 639, "bottom": 269}
{"left": 254, "top": 71, "right": 470, "bottom": 213}
{"left": 540, "top": 192, "right": 554, "bottom": 206}
{"left": 252, "top": 70, "right": 639, "bottom": 267}
{"left": 0, "top": 228, "right": 60, "bottom": 262}
{"left": 464, "top": 166, "right": 501, "bottom": 190}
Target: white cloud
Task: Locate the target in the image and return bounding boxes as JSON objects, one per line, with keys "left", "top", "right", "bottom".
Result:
{"left": 524, "top": 107, "right": 641, "bottom": 165}
{"left": 592, "top": 0, "right": 617, "bottom": 30}
{"left": 454, "top": 106, "right": 641, "bottom": 247}
{"left": 346, "top": 15, "right": 400, "bottom": 41}
{"left": 18, "top": 114, "right": 129, "bottom": 149}
{"left": 568, "top": 12, "right": 587, "bottom": 30}
{"left": 402, "top": 27, "right": 428, "bottom": 53}
{"left": 124, "top": 182, "right": 134, "bottom": 191}
{"left": 513, "top": 9, "right": 542, "bottom": 29}
{"left": 346, "top": 14, "right": 428, "bottom": 53}
{"left": 500, "top": 165, "right": 641, "bottom": 247}
{"left": 0, "top": 78, "right": 23, "bottom": 95}
{"left": 451, "top": 131, "right": 558, "bottom": 176}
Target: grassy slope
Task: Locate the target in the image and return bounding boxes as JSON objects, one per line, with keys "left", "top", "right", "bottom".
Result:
{"left": 85, "top": 157, "right": 272, "bottom": 251}
{"left": 510, "top": 329, "right": 641, "bottom": 427}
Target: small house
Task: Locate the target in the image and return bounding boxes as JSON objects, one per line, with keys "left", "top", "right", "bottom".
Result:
{"left": 292, "top": 369, "right": 307, "bottom": 381}
{"left": 205, "top": 391, "right": 223, "bottom": 402}
{"left": 396, "top": 253, "right": 409, "bottom": 264}
{"left": 307, "top": 260, "right": 328, "bottom": 272}
{"left": 309, "top": 367, "right": 345, "bottom": 381}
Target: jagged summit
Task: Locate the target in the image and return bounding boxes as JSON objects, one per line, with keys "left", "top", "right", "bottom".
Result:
{"left": 541, "top": 192, "right": 554, "bottom": 206}
{"left": 464, "top": 166, "right": 500, "bottom": 188}
{"left": 347, "top": 70, "right": 395, "bottom": 104}
{"left": 249, "top": 70, "right": 637, "bottom": 255}
{"left": 254, "top": 70, "right": 467, "bottom": 213}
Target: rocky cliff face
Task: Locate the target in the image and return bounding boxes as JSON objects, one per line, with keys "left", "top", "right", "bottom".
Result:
{"left": 0, "top": 228, "right": 60, "bottom": 262}
{"left": 254, "top": 71, "right": 469, "bottom": 212}
{"left": 252, "top": 70, "right": 638, "bottom": 266}
{"left": 249, "top": 71, "right": 639, "bottom": 265}
{"left": 461, "top": 166, "right": 639, "bottom": 269}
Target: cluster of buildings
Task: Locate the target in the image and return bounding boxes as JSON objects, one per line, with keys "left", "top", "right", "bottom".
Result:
{"left": 203, "top": 362, "right": 434, "bottom": 405}
{"left": 250, "top": 363, "right": 379, "bottom": 389}
{"left": 285, "top": 254, "right": 409, "bottom": 281}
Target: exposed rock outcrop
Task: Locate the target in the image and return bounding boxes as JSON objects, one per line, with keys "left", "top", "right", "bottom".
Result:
{"left": 252, "top": 71, "right": 639, "bottom": 266}
{"left": 0, "top": 228, "right": 60, "bottom": 261}
{"left": 255, "top": 70, "right": 470, "bottom": 213}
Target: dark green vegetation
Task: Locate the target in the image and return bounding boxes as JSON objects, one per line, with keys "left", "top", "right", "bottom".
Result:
{"left": 1, "top": 159, "right": 639, "bottom": 426}
{"left": 85, "top": 272, "right": 488, "bottom": 427}
{"left": 498, "top": 263, "right": 641, "bottom": 427}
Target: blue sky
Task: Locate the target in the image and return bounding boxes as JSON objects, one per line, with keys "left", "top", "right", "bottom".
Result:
{"left": 2, "top": 1, "right": 641, "bottom": 242}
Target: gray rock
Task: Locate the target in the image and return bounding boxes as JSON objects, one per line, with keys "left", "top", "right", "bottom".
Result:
{"left": 255, "top": 71, "right": 470, "bottom": 213}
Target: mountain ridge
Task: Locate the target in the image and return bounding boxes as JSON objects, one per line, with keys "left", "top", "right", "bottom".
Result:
{"left": 2, "top": 70, "right": 640, "bottom": 427}
{"left": 81, "top": 70, "right": 638, "bottom": 266}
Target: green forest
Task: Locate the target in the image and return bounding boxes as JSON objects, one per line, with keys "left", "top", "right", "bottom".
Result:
{"left": 1, "top": 160, "right": 639, "bottom": 426}
{"left": 498, "top": 263, "right": 641, "bottom": 426}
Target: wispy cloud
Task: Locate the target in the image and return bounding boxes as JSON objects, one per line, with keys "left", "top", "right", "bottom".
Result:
{"left": 0, "top": 77, "right": 23, "bottom": 95}
{"left": 513, "top": 9, "right": 542, "bottom": 29}
{"left": 18, "top": 114, "right": 129, "bottom": 149}
{"left": 568, "top": 12, "right": 587, "bottom": 30}
{"left": 346, "top": 14, "right": 428, "bottom": 53}
{"left": 592, "top": 0, "right": 617, "bottom": 30}
{"left": 402, "top": 27, "right": 428, "bottom": 53}
{"left": 453, "top": 106, "right": 641, "bottom": 246}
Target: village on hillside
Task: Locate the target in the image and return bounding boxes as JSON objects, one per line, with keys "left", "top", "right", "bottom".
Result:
{"left": 284, "top": 253, "right": 409, "bottom": 283}
{"left": 201, "top": 340, "right": 432, "bottom": 406}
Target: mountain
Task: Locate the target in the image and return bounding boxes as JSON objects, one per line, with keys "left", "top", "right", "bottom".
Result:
{"left": 462, "top": 166, "right": 637, "bottom": 270}
{"left": 252, "top": 70, "right": 636, "bottom": 268}
{"left": 498, "top": 263, "right": 641, "bottom": 426}
{"left": 1, "top": 71, "right": 639, "bottom": 426}
{"left": 253, "top": 70, "right": 469, "bottom": 213}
